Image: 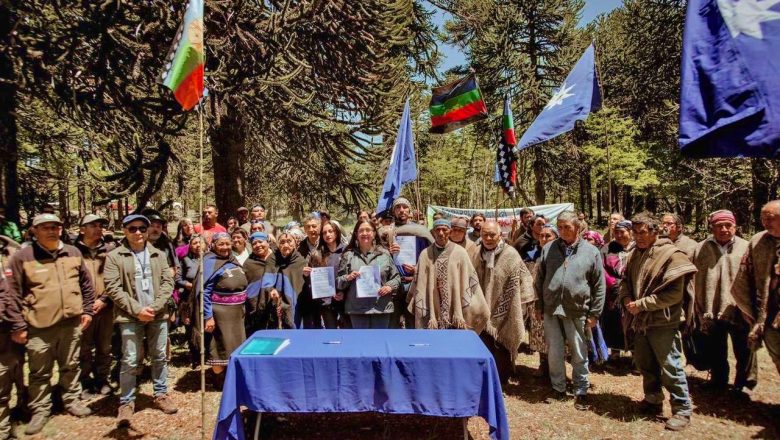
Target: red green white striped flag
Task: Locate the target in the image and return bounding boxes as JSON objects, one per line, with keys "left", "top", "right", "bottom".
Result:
{"left": 429, "top": 73, "right": 489, "bottom": 134}
{"left": 160, "top": 0, "right": 204, "bottom": 111}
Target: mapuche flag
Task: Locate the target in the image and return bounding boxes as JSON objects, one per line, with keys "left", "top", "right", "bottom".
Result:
{"left": 495, "top": 96, "right": 517, "bottom": 195}
{"left": 160, "top": 0, "right": 205, "bottom": 111}
{"left": 429, "top": 73, "right": 489, "bottom": 134}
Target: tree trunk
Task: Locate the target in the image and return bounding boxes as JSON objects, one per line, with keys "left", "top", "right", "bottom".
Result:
{"left": 623, "top": 186, "right": 633, "bottom": 218}
{"left": 578, "top": 172, "right": 586, "bottom": 215}
{"left": 586, "top": 168, "right": 593, "bottom": 221}
{"left": 77, "top": 166, "right": 86, "bottom": 217}
{"left": 210, "top": 109, "right": 246, "bottom": 224}
{"left": 752, "top": 158, "right": 771, "bottom": 231}
{"left": 596, "top": 186, "right": 603, "bottom": 226}
{"left": 0, "top": 6, "right": 19, "bottom": 222}
{"left": 533, "top": 148, "right": 545, "bottom": 204}
{"left": 59, "top": 178, "right": 69, "bottom": 228}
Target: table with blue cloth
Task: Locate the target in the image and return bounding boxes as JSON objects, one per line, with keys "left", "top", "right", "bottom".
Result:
{"left": 213, "top": 329, "right": 509, "bottom": 440}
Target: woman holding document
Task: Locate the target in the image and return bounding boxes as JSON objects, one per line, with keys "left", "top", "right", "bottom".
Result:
{"left": 337, "top": 219, "right": 401, "bottom": 329}
{"left": 306, "top": 221, "right": 350, "bottom": 329}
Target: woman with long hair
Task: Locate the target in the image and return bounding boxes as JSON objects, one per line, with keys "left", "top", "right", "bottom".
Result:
{"left": 309, "top": 221, "right": 349, "bottom": 329}
{"left": 337, "top": 220, "right": 400, "bottom": 329}
{"left": 175, "top": 234, "right": 205, "bottom": 368}
{"left": 174, "top": 218, "right": 195, "bottom": 260}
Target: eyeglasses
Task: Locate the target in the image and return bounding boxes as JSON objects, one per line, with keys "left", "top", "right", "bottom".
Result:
{"left": 127, "top": 226, "right": 148, "bottom": 233}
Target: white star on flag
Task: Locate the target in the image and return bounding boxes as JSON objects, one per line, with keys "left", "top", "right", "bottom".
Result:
{"left": 544, "top": 81, "right": 576, "bottom": 110}
{"left": 717, "top": 0, "right": 780, "bottom": 39}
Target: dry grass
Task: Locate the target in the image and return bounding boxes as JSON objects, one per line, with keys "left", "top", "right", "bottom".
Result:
{"left": 7, "top": 336, "right": 780, "bottom": 439}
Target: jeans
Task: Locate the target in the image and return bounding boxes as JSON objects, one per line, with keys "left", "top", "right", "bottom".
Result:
{"left": 350, "top": 314, "right": 391, "bottom": 329}
{"left": 119, "top": 320, "right": 169, "bottom": 405}
{"left": 544, "top": 314, "right": 589, "bottom": 395}
{"left": 634, "top": 326, "right": 692, "bottom": 416}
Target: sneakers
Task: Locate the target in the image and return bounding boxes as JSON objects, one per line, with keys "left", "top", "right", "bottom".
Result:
{"left": 66, "top": 402, "right": 92, "bottom": 417}
{"left": 665, "top": 414, "right": 691, "bottom": 431}
{"left": 117, "top": 402, "right": 134, "bottom": 428}
{"left": 154, "top": 394, "right": 179, "bottom": 414}
{"left": 544, "top": 390, "right": 570, "bottom": 404}
{"left": 573, "top": 395, "right": 590, "bottom": 411}
{"left": 25, "top": 413, "right": 49, "bottom": 435}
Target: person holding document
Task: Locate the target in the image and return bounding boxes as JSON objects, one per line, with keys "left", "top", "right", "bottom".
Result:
{"left": 308, "top": 221, "right": 349, "bottom": 329}
{"left": 337, "top": 220, "right": 400, "bottom": 329}
{"left": 387, "top": 197, "right": 433, "bottom": 329}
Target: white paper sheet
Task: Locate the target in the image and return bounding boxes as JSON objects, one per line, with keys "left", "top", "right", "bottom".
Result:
{"left": 393, "top": 235, "right": 417, "bottom": 267}
{"left": 356, "top": 265, "right": 382, "bottom": 298}
{"left": 310, "top": 266, "right": 336, "bottom": 299}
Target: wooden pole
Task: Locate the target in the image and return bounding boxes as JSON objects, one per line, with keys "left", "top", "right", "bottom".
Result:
{"left": 198, "top": 105, "right": 206, "bottom": 440}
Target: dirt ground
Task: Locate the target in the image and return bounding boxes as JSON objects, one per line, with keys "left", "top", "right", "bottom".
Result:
{"left": 6, "top": 335, "right": 780, "bottom": 440}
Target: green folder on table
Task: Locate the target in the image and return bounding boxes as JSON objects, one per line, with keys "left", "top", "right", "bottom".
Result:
{"left": 241, "top": 337, "right": 291, "bottom": 355}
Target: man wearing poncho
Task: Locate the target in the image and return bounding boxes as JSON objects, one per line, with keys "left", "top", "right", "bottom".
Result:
{"left": 619, "top": 213, "right": 697, "bottom": 432}
{"left": 470, "top": 222, "right": 530, "bottom": 385}
{"left": 692, "top": 210, "right": 756, "bottom": 392}
{"left": 408, "top": 219, "right": 489, "bottom": 335}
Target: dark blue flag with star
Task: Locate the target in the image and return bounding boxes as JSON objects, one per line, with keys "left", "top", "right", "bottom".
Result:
{"left": 515, "top": 44, "right": 602, "bottom": 153}
{"left": 680, "top": 0, "right": 780, "bottom": 158}
{"left": 377, "top": 98, "right": 417, "bottom": 213}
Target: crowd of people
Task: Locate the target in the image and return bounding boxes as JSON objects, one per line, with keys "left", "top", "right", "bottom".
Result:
{"left": 1, "top": 197, "right": 780, "bottom": 437}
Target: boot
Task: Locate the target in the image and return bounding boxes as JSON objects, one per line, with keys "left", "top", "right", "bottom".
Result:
{"left": 25, "top": 413, "right": 49, "bottom": 435}
{"left": 117, "top": 402, "right": 134, "bottom": 428}
{"left": 66, "top": 402, "right": 92, "bottom": 417}
{"left": 154, "top": 394, "right": 178, "bottom": 414}
{"left": 665, "top": 414, "right": 690, "bottom": 431}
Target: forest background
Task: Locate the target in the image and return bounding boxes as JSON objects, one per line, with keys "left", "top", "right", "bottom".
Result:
{"left": 0, "top": 0, "right": 773, "bottom": 234}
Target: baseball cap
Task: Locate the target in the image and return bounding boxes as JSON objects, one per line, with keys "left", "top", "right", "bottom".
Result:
{"left": 122, "top": 214, "right": 150, "bottom": 227}
{"left": 237, "top": 206, "right": 249, "bottom": 213}
{"left": 80, "top": 214, "right": 109, "bottom": 226}
{"left": 141, "top": 208, "right": 164, "bottom": 223}
{"left": 32, "top": 213, "right": 63, "bottom": 227}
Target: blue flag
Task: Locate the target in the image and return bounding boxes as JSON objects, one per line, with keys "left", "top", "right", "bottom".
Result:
{"left": 515, "top": 44, "right": 602, "bottom": 153}
{"left": 679, "top": 0, "right": 780, "bottom": 158}
{"left": 377, "top": 98, "right": 417, "bottom": 213}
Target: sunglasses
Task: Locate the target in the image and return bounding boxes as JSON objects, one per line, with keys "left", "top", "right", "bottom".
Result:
{"left": 127, "top": 226, "right": 148, "bottom": 233}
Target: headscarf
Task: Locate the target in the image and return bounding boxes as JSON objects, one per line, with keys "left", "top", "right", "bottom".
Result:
{"left": 541, "top": 223, "right": 558, "bottom": 237}
{"left": 615, "top": 220, "right": 633, "bottom": 231}
{"left": 582, "top": 230, "right": 605, "bottom": 248}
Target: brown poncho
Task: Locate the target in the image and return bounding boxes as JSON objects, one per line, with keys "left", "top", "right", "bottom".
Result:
{"left": 407, "top": 241, "right": 489, "bottom": 333}
{"left": 693, "top": 237, "right": 748, "bottom": 321}
{"left": 470, "top": 241, "right": 530, "bottom": 360}
{"left": 731, "top": 231, "right": 780, "bottom": 328}
{"left": 619, "top": 238, "right": 697, "bottom": 334}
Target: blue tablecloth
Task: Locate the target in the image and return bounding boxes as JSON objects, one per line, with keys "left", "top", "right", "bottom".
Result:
{"left": 213, "top": 329, "right": 509, "bottom": 440}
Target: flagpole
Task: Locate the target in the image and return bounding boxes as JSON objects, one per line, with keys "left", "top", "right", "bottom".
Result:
{"left": 411, "top": 96, "right": 424, "bottom": 225}
{"left": 592, "top": 40, "right": 612, "bottom": 215}
{"left": 198, "top": 104, "right": 206, "bottom": 440}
